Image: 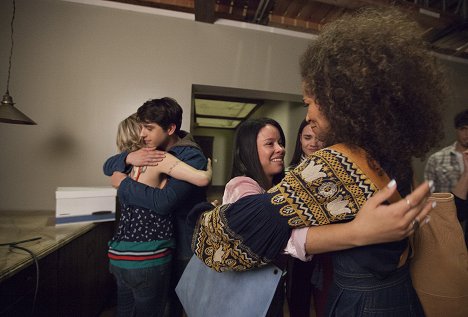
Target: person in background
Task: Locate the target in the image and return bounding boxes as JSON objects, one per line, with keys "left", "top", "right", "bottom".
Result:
{"left": 191, "top": 8, "right": 444, "bottom": 316}
{"left": 286, "top": 119, "right": 329, "bottom": 317}
{"left": 103, "top": 98, "right": 208, "bottom": 317}
{"left": 425, "top": 109, "right": 468, "bottom": 245}
{"left": 288, "top": 119, "right": 324, "bottom": 170}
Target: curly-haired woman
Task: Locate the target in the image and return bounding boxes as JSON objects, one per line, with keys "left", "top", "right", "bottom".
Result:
{"left": 190, "top": 8, "right": 444, "bottom": 316}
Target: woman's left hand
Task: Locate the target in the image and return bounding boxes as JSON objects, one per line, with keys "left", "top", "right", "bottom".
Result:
{"left": 351, "top": 180, "right": 434, "bottom": 246}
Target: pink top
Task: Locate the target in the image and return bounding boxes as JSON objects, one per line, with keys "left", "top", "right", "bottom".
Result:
{"left": 285, "top": 227, "right": 311, "bottom": 261}
{"left": 222, "top": 176, "right": 312, "bottom": 261}
{"left": 222, "top": 176, "right": 265, "bottom": 204}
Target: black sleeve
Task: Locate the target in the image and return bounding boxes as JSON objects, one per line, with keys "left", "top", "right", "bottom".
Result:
{"left": 453, "top": 194, "right": 468, "bottom": 221}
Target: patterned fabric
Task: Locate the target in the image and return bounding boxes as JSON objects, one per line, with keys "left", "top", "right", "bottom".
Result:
{"left": 108, "top": 240, "right": 174, "bottom": 269}
{"left": 424, "top": 142, "right": 463, "bottom": 193}
{"left": 191, "top": 145, "right": 380, "bottom": 272}
{"left": 108, "top": 204, "right": 175, "bottom": 269}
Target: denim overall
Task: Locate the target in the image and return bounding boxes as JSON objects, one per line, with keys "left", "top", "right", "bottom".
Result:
{"left": 325, "top": 244, "right": 425, "bottom": 317}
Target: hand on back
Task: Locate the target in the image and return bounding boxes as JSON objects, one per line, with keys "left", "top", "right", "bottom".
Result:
{"left": 111, "top": 172, "right": 127, "bottom": 189}
{"left": 127, "top": 147, "right": 166, "bottom": 167}
{"left": 352, "top": 180, "right": 434, "bottom": 246}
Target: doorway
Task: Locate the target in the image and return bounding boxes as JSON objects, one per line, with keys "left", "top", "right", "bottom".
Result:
{"left": 190, "top": 84, "right": 305, "bottom": 187}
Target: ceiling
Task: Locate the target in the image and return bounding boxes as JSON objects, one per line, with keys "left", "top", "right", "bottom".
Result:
{"left": 109, "top": 0, "right": 468, "bottom": 61}
{"left": 106, "top": 0, "right": 468, "bottom": 128}
{"left": 194, "top": 95, "right": 261, "bottom": 129}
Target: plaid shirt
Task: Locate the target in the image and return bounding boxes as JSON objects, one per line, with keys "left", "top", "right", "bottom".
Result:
{"left": 424, "top": 142, "right": 462, "bottom": 193}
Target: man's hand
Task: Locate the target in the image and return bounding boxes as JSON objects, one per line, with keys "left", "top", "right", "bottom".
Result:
{"left": 111, "top": 172, "right": 127, "bottom": 189}
{"left": 126, "top": 148, "right": 166, "bottom": 167}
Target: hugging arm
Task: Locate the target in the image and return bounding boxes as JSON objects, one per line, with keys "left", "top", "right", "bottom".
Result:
{"left": 160, "top": 155, "right": 212, "bottom": 187}
{"left": 117, "top": 149, "right": 207, "bottom": 215}
{"left": 103, "top": 152, "right": 132, "bottom": 176}
{"left": 304, "top": 181, "right": 433, "bottom": 254}
{"left": 103, "top": 148, "right": 166, "bottom": 176}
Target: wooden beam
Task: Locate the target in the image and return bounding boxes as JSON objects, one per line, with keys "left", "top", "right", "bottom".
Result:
{"left": 195, "top": 0, "right": 216, "bottom": 23}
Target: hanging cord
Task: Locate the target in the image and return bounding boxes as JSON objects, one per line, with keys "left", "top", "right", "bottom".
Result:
{"left": 0, "top": 236, "right": 41, "bottom": 317}
{"left": 5, "top": 0, "right": 16, "bottom": 95}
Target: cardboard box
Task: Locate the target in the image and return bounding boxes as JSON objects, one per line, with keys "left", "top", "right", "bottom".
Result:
{"left": 55, "top": 187, "right": 117, "bottom": 225}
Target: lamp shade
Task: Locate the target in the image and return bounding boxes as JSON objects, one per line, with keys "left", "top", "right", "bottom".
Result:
{"left": 0, "top": 92, "right": 36, "bottom": 125}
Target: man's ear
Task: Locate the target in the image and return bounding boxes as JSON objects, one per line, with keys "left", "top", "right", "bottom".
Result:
{"left": 167, "top": 123, "right": 177, "bottom": 136}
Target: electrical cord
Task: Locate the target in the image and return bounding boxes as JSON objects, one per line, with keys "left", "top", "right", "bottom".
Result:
{"left": 0, "top": 236, "right": 42, "bottom": 247}
{"left": 0, "top": 236, "right": 41, "bottom": 317}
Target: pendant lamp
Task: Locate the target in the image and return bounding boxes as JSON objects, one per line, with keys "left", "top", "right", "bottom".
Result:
{"left": 0, "top": 0, "right": 36, "bottom": 125}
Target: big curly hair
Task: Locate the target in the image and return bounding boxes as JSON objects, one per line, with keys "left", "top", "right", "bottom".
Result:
{"left": 300, "top": 8, "right": 445, "bottom": 186}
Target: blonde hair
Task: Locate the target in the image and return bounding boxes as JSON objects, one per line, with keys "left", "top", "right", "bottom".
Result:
{"left": 116, "top": 113, "right": 142, "bottom": 152}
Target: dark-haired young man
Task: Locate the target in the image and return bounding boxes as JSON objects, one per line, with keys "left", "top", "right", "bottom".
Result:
{"left": 104, "top": 97, "right": 207, "bottom": 317}
{"left": 425, "top": 109, "right": 468, "bottom": 244}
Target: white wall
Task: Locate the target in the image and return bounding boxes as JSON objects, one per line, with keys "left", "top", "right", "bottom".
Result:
{"left": 0, "top": 0, "right": 310, "bottom": 210}
{"left": 0, "top": 0, "right": 466, "bottom": 210}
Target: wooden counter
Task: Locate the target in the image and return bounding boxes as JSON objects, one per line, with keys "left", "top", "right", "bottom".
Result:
{"left": 0, "top": 210, "right": 115, "bottom": 317}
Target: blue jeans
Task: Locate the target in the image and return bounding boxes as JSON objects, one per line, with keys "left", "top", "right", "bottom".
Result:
{"left": 110, "top": 263, "right": 172, "bottom": 317}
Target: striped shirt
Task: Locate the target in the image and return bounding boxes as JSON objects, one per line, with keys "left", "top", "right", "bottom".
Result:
{"left": 108, "top": 204, "right": 175, "bottom": 269}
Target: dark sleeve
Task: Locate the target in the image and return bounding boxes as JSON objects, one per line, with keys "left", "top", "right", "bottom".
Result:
{"left": 453, "top": 194, "right": 468, "bottom": 221}
{"left": 117, "top": 148, "right": 207, "bottom": 215}
{"left": 187, "top": 201, "right": 214, "bottom": 228}
{"left": 103, "top": 152, "right": 131, "bottom": 176}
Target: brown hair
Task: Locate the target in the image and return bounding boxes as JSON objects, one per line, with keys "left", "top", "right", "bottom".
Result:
{"left": 300, "top": 8, "right": 446, "bottom": 186}
{"left": 231, "top": 118, "right": 286, "bottom": 190}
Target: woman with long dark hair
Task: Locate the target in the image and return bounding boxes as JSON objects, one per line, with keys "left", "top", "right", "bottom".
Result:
{"left": 288, "top": 119, "right": 324, "bottom": 169}
{"left": 179, "top": 117, "right": 287, "bottom": 317}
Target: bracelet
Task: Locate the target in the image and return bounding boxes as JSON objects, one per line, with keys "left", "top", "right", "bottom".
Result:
{"left": 168, "top": 160, "right": 181, "bottom": 176}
